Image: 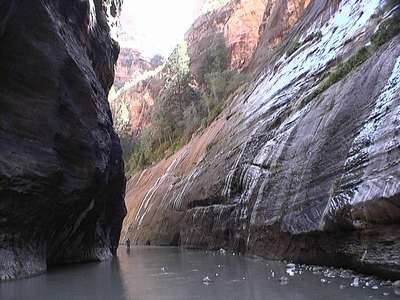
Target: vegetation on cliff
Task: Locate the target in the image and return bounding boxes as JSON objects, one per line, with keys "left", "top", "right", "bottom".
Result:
{"left": 305, "top": 10, "right": 400, "bottom": 104}
{"left": 124, "top": 38, "right": 245, "bottom": 175}
{"left": 122, "top": 4, "right": 400, "bottom": 177}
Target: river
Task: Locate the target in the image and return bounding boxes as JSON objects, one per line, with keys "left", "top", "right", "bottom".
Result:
{"left": 1, "top": 247, "right": 398, "bottom": 299}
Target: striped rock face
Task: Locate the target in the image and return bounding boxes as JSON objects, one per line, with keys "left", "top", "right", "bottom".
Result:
{"left": 122, "top": 0, "right": 400, "bottom": 279}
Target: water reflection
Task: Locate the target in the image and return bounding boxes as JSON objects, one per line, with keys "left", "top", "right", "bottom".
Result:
{"left": 0, "top": 255, "right": 127, "bottom": 300}
{"left": 0, "top": 247, "right": 397, "bottom": 300}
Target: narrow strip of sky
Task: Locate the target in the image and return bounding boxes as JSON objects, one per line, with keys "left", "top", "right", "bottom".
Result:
{"left": 119, "top": 0, "right": 199, "bottom": 58}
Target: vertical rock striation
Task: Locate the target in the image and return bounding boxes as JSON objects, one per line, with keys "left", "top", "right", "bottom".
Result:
{"left": 0, "top": 0, "right": 126, "bottom": 280}
{"left": 123, "top": 0, "right": 400, "bottom": 279}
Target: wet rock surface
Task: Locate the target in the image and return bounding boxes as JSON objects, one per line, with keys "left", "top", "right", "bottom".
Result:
{"left": 123, "top": 0, "right": 400, "bottom": 279}
{"left": 0, "top": 0, "right": 126, "bottom": 280}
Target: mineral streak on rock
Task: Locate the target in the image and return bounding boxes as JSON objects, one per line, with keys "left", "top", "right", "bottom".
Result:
{"left": 0, "top": 0, "right": 126, "bottom": 280}
{"left": 123, "top": 0, "right": 400, "bottom": 279}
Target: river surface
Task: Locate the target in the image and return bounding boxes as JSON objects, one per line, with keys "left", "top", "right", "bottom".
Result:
{"left": 1, "top": 247, "right": 398, "bottom": 300}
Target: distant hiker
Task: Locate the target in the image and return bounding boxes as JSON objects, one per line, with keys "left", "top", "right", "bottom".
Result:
{"left": 126, "top": 238, "right": 131, "bottom": 249}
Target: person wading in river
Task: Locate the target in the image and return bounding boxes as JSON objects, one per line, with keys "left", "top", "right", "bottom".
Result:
{"left": 125, "top": 238, "right": 131, "bottom": 249}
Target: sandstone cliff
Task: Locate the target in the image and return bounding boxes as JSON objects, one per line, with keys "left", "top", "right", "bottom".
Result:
{"left": 0, "top": 0, "right": 126, "bottom": 280}
{"left": 122, "top": 0, "right": 400, "bottom": 279}
{"left": 113, "top": 48, "right": 163, "bottom": 89}
{"left": 110, "top": 0, "right": 280, "bottom": 143}
{"left": 109, "top": 72, "right": 164, "bottom": 139}
{"left": 187, "top": 0, "right": 269, "bottom": 74}
{"left": 109, "top": 49, "right": 163, "bottom": 139}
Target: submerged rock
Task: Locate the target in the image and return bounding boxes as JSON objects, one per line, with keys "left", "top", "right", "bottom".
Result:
{"left": 351, "top": 277, "right": 360, "bottom": 288}
{"left": 279, "top": 276, "right": 289, "bottom": 285}
{"left": 394, "top": 280, "right": 400, "bottom": 295}
{"left": 0, "top": 0, "right": 126, "bottom": 280}
{"left": 202, "top": 276, "right": 213, "bottom": 284}
{"left": 219, "top": 248, "right": 227, "bottom": 255}
{"left": 286, "top": 264, "right": 296, "bottom": 277}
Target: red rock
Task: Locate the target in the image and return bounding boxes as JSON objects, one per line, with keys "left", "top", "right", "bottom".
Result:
{"left": 113, "top": 48, "right": 163, "bottom": 89}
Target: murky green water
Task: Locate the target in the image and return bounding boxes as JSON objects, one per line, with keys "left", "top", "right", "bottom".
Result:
{"left": 0, "top": 247, "right": 398, "bottom": 299}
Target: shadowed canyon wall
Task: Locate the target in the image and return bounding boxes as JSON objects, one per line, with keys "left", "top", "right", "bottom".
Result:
{"left": 0, "top": 0, "right": 126, "bottom": 280}
{"left": 122, "top": 0, "right": 400, "bottom": 279}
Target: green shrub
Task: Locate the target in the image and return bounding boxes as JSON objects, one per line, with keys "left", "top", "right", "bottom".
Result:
{"left": 286, "top": 31, "right": 322, "bottom": 57}
{"left": 286, "top": 41, "right": 302, "bottom": 57}
{"left": 203, "top": 69, "right": 245, "bottom": 123}
{"left": 123, "top": 35, "right": 248, "bottom": 176}
{"left": 308, "top": 12, "right": 400, "bottom": 101}
{"left": 198, "top": 34, "right": 230, "bottom": 82}
{"left": 205, "top": 70, "right": 244, "bottom": 102}
{"left": 322, "top": 47, "right": 370, "bottom": 90}
{"left": 370, "top": 13, "right": 400, "bottom": 49}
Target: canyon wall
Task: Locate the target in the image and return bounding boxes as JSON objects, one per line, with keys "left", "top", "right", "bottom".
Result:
{"left": 109, "top": 50, "right": 163, "bottom": 139}
{"left": 110, "top": 0, "right": 287, "bottom": 141}
{"left": 113, "top": 48, "right": 163, "bottom": 89}
{"left": 0, "top": 0, "right": 126, "bottom": 280}
{"left": 122, "top": 0, "right": 400, "bottom": 279}
{"left": 186, "top": 0, "right": 269, "bottom": 74}
{"left": 109, "top": 72, "right": 163, "bottom": 138}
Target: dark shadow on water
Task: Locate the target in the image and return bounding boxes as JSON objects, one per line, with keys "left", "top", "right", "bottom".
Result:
{"left": 0, "top": 254, "right": 128, "bottom": 300}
